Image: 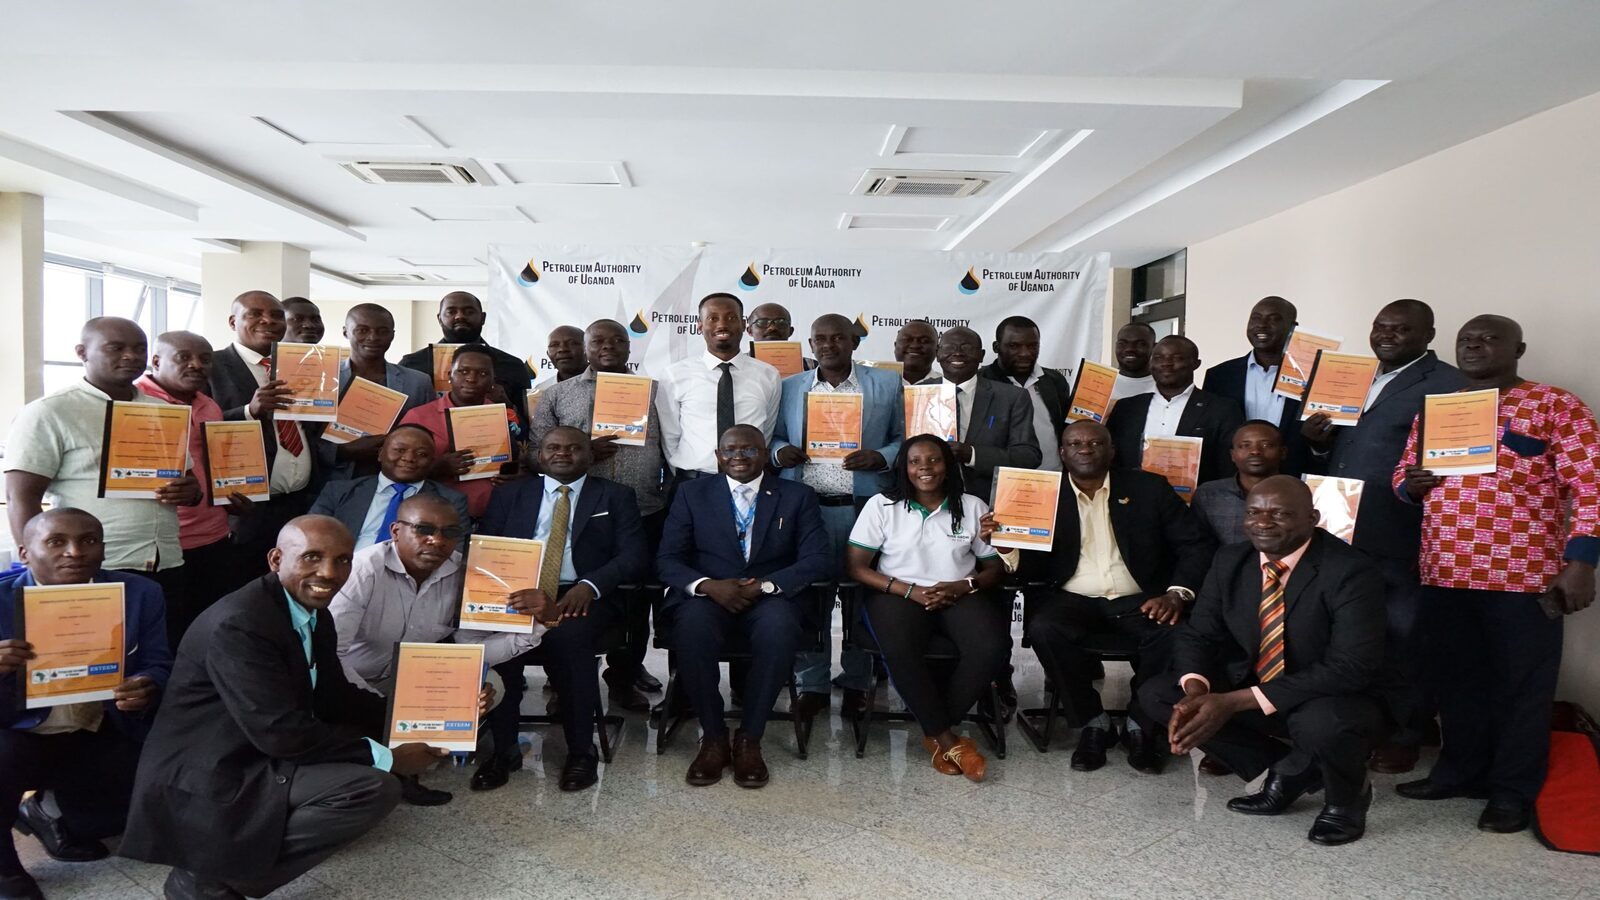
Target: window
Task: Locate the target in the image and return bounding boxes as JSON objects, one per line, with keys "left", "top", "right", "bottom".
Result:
{"left": 39, "top": 255, "right": 200, "bottom": 393}
{"left": 42, "top": 265, "right": 90, "bottom": 394}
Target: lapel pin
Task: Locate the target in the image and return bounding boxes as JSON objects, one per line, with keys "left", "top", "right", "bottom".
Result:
{"left": 1117, "top": 497, "right": 1131, "bottom": 505}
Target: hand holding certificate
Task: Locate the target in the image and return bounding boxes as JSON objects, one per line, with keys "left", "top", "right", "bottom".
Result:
{"left": 203, "top": 421, "right": 271, "bottom": 504}
{"left": 445, "top": 403, "right": 513, "bottom": 480}
{"left": 458, "top": 535, "right": 545, "bottom": 633}
{"left": 1066, "top": 359, "right": 1119, "bottom": 423}
{"left": 1420, "top": 388, "right": 1500, "bottom": 476}
{"left": 1141, "top": 435, "right": 1203, "bottom": 501}
{"left": 98, "top": 401, "right": 191, "bottom": 499}
{"left": 590, "top": 373, "right": 653, "bottom": 447}
{"left": 805, "top": 393, "right": 864, "bottom": 464}
{"left": 385, "top": 642, "right": 484, "bottom": 752}
{"left": 322, "top": 377, "right": 408, "bottom": 445}
{"left": 1300, "top": 351, "right": 1381, "bottom": 426}
{"left": 752, "top": 341, "right": 805, "bottom": 378}
{"left": 15, "top": 583, "right": 125, "bottom": 709}
{"left": 904, "top": 383, "right": 958, "bottom": 441}
{"left": 989, "top": 467, "right": 1063, "bottom": 550}
{"left": 1272, "top": 329, "right": 1343, "bottom": 400}
{"left": 270, "top": 343, "right": 340, "bottom": 422}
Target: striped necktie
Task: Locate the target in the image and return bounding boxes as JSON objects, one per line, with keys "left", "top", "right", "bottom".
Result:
{"left": 538, "top": 485, "right": 571, "bottom": 599}
{"left": 257, "top": 358, "right": 304, "bottom": 455}
{"left": 1255, "top": 559, "right": 1289, "bottom": 683}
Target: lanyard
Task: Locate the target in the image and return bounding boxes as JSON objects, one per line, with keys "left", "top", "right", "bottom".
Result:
{"left": 730, "top": 489, "right": 757, "bottom": 549}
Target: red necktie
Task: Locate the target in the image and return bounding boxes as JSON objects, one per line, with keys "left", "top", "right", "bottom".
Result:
{"left": 259, "top": 358, "right": 304, "bottom": 456}
{"left": 1255, "top": 560, "right": 1288, "bottom": 683}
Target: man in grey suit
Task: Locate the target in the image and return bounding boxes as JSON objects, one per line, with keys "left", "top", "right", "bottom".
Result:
{"left": 1301, "top": 298, "right": 1467, "bottom": 775}
{"left": 931, "top": 326, "right": 1041, "bottom": 501}
{"left": 310, "top": 425, "right": 470, "bottom": 549}
{"left": 315, "top": 304, "right": 437, "bottom": 483}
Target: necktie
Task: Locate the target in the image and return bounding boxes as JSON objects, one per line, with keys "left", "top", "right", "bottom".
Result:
{"left": 716, "top": 362, "right": 735, "bottom": 438}
{"left": 733, "top": 484, "right": 755, "bottom": 560}
{"left": 258, "top": 358, "right": 304, "bottom": 456}
{"left": 376, "top": 483, "right": 407, "bottom": 542}
{"left": 955, "top": 385, "right": 967, "bottom": 440}
{"left": 538, "top": 485, "right": 572, "bottom": 598}
{"left": 1255, "top": 560, "right": 1289, "bottom": 683}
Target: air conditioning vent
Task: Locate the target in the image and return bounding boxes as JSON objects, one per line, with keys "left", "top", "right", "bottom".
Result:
{"left": 350, "top": 272, "right": 435, "bottom": 284}
{"left": 851, "top": 169, "right": 1000, "bottom": 198}
{"left": 338, "top": 159, "right": 496, "bottom": 187}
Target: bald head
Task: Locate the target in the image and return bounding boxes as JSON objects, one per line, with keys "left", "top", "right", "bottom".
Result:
{"left": 748, "top": 303, "right": 794, "bottom": 341}
{"left": 282, "top": 297, "right": 323, "bottom": 343}
{"left": 20, "top": 508, "right": 105, "bottom": 585}
{"left": 1059, "top": 420, "right": 1114, "bottom": 478}
{"left": 229, "top": 291, "right": 286, "bottom": 353}
{"left": 936, "top": 326, "right": 984, "bottom": 382}
{"left": 1456, "top": 314, "right": 1525, "bottom": 382}
{"left": 547, "top": 325, "right": 586, "bottom": 379}
{"left": 77, "top": 316, "right": 149, "bottom": 391}
{"left": 1243, "top": 475, "right": 1319, "bottom": 557}
{"left": 894, "top": 320, "right": 938, "bottom": 380}
{"left": 269, "top": 515, "right": 356, "bottom": 610}
{"left": 150, "top": 330, "right": 214, "bottom": 399}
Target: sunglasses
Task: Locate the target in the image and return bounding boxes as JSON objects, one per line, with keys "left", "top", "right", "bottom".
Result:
{"left": 394, "top": 521, "right": 466, "bottom": 540}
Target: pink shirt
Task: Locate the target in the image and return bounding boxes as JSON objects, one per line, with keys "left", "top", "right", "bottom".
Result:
{"left": 135, "top": 376, "right": 231, "bottom": 550}
{"left": 398, "top": 394, "right": 522, "bottom": 519}
{"left": 1180, "top": 538, "right": 1311, "bottom": 716}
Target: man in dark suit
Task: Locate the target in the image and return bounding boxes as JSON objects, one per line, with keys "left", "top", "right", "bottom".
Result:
{"left": 1141, "top": 476, "right": 1389, "bottom": 846}
{"left": 121, "top": 516, "right": 448, "bottom": 899}
{"left": 1202, "top": 296, "right": 1311, "bottom": 474}
{"left": 398, "top": 291, "right": 535, "bottom": 423}
{"left": 658, "top": 425, "right": 829, "bottom": 788}
{"left": 1023, "top": 421, "right": 1215, "bottom": 775}
{"left": 980, "top": 315, "right": 1072, "bottom": 472}
{"left": 310, "top": 425, "right": 470, "bottom": 549}
{"left": 474, "top": 426, "right": 648, "bottom": 793}
{"left": 313, "top": 304, "right": 437, "bottom": 484}
{"left": 932, "top": 326, "right": 1041, "bottom": 500}
{"left": 1107, "top": 335, "right": 1244, "bottom": 488}
{"left": 1302, "top": 299, "right": 1466, "bottom": 774}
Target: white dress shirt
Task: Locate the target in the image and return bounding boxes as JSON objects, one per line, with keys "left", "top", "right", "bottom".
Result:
{"left": 656, "top": 351, "right": 782, "bottom": 474}
{"left": 356, "top": 475, "right": 423, "bottom": 549}
{"left": 234, "top": 342, "right": 311, "bottom": 494}
{"left": 1011, "top": 367, "right": 1061, "bottom": 472}
{"left": 1244, "top": 355, "right": 1287, "bottom": 424}
{"left": 1110, "top": 373, "right": 1155, "bottom": 403}
{"left": 689, "top": 474, "right": 764, "bottom": 597}
{"left": 1142, "top": 384, "right": 1195, "bottom": 440}
{"left": 1364, "top": 353, "right": 1425, "bottom": 408}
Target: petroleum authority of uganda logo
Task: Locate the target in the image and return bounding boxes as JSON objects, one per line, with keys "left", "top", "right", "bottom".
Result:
{"left": 628, "top": 310, "right": 650, "bottom": 336}
{"left": 517, "top": 261, "right": 541, "bottom": 285}
{"left": 958, "top": 267, "right": 981, "bottom": 295}
{"left": 738, "top": 263, "right": 761, "bottom": 291}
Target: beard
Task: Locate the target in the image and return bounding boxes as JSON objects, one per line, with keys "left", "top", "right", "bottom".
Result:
{"left": 441, "top": 324, "right": 482, "bottom": 343}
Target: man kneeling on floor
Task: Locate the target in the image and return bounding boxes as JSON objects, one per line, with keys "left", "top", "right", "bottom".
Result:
{"left": 1140, "top": 476, "right": 1392, "bottom": 846}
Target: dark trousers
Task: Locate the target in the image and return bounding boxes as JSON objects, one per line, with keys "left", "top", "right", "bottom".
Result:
{"left": 112, "top": 565, "right": 183, "bottom": 652}
{"left": 1376, "top": 556, "right": 1430, "bottom": 746}
{"left": 227, "top": 763, "right": 400, "bottom": 898}
{"left": 1423, "top": 586, "right": 1563, "bottom": 804}
{"left": 1140, "top": 678, "right": 1385, "bottom": 805}
{"left": 487, "top": 591, "right": 619, "bottom": 759}
{"left": 1025, "top": 591, "right": 1174, "bottom": 730}
{"left": 0, "top": 722, "right": 140, "bottom": 870}
{"left": 861, "top": 591, "right": 1010, "bottom": 737}
{"left": 171, "top": 538, "right": 253, "bottom": 649}
{"left": 604, "top": 508, "right": 667, "bottom": 686}
{"left": 673, "top": 594, "right": 805, "bottom": 740}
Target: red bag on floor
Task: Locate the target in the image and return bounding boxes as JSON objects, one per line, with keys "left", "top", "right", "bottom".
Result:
{"left": 1534, "top": 702, "right": 1600, "bottom": 855}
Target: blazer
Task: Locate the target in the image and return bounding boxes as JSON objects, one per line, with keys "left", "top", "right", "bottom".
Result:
{"left": 208, "top": 344, "right": 283, "bottom": 471}
{"left": 1203, "top": 353, "right": 1309, "bottom": 474}
{"left": 656, "top": 475, "right": 830, "bottom": 624}
{"left": 1310, "top": 351, "right": 1468, "bottom": 562}
{"left": 1172, "top": 531, "right": 1389, "bottom": 717}
{"left": 770, "top": 364, "right": 904, "bottom": 498}
{"left": 978, "top": 360, "right": 1072, "bottom": 438}
{"left": 1105, "top": 387, "right": 1244, "bottom": 486}
{"left": 312, "top": 361, "right": 439, "bottom": 482}
{"left": 308, "top": 476, "right": 472, "bottom": 539}
{"left": 926, "top": 376, "right": 1042, "bottom": 500}
{"left": 120, "top": 574, "right": 388, "bottom": 880}
{"left": 477, "top": 474, "right": 648, "bottom": 604}
{"left": 1028, "top": 469, "right": 1215, "bottom": 597}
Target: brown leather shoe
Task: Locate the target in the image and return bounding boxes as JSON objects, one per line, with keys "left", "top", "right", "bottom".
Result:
{"left": 1199, "top": 756, "right": 1233, "bottom": 776}
{"left": 1368, "top": 743, "right": 1420, "bottom": 774}
{"left": 686, "top": 733, "right": 732, "bottom": 786}
{"left": 731, "top": 730, "right": 769, "bottom": 789}
{"left": 942, "top": 736, "right": 987, "bottom": 783}
{"left": 792, "top": 691, "right": 830, "bottom": 724}
{"left": 924, "top": 737, "right": 962, "bottom": 776}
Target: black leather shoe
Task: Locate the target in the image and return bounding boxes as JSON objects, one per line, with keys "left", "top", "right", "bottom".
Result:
{"left": 559, "top": 752, "right": 600, "bottom": 792}
{"left": 635, "top": 670, "right": 663, "bottom": 693}
{"left": 1309, "top": 783, "right": 1372, "bottom": 845}
{"left": 469, "top": 752, "right": 523, "bottom": 791}
{"left": 545, "top": 691, "right": 562, "bottom": 720}
{"left": 840, "top": 688, "right": 869, "bottom": 721}
{"left": 14, "top": 794, "right": 107, "bottom": 861}
{"left": 793, "top": 691, "right": 830, "bottom": 724}
{"left": 608, "top": 683, "right": 652, "bottom": 713}
{"left": 162, "top": 868, "right": 243, "bottom": 900}
{"left": 1121, "top": 727, "right": 1166, "bottom": 775}
{"left": 1070, "top": 726, "right": 1113, "bottom": 772}
{"left": 0, "top": 870, "right": 43, "bottom": 900}
{"left": 1228, "top": 768, "right": 1324, "bottom": 815}
{"left": 995, "top": 676, "right": 1019, "bottom": 724}
{"left": 1396, "top": 778, "right": 1489, "bottom": 801}
{"left": 1478, "top": 798, "right": 1532, "bottom": 833}
{"left": 399, "top": 774, "right": 453, "bottom": 806}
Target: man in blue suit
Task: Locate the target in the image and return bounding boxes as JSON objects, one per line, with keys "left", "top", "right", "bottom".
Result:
{"left": 771, "top": 313, "right": 903, "bottom": 722}
{"left": 310, "top": 425, "right": 471, "bottom": 549}
{"left": 473, "top": 426, "right": 648, "bottom": 793}
{"left": 0, "top": 509, "right": 171, "bottom": 899}
{"left": 1203, "top": 296, "right": 1311, "bottom": 475}
{"left": 659, "top": 425, "right": 830, "bottom": 789}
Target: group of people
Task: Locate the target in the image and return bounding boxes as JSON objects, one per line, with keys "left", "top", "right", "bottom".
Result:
{"left": 0, "top": 286, "right": 1594, "bottom": 898}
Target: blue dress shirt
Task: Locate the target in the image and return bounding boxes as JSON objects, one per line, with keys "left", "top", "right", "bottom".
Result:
{"left": 283, "top": 590, "right": 392, "bottom": 772}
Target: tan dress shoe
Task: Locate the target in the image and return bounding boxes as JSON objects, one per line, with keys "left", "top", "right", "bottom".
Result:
{"left": 942, "top": 736, "right": 987, "bottom": 783}
{"left": 687, "top": 733, "right": 732, "bottom": 786}
{"left": 924, "top": 737, "right": 962, "bottom": 776}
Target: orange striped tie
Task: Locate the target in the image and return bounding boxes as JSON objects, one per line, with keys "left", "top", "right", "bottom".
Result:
{"left": 1255, "top": 560, "right": 1289, "bottom": 683}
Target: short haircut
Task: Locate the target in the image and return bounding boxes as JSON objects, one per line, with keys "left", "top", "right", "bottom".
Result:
{"left": 994, "top": 316, "right": 1039, "bottom": 341}
{"left": 1157, "top": 334, "right": 1199, "bottom": 356}
{"left": 698, "top": 292, "right": 743, "bottom": 315}
{"left": 283, "top": 296, "right": 317, "bottom": 309}
{"left": 449, "top": 344, "right": 495, "bottom": 366}
{"left": 346, "top": 303, "right": 393, "bottom": 324}
{"left": 386, "top": 423, "right": 436, "bottom": 444}
{"left": 1231, "top": 419, "right": 1283, "bottom": 443}
{"left": 1384, "top": 298, "right": 1435, "bottom": 329}
{"left": 1118, "top": 321, "right": 1157, "bottom": 339}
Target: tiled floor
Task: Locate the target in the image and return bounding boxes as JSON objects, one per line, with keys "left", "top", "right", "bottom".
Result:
{"left": 17, "top": 648, "right": 1600, "bottom": 899}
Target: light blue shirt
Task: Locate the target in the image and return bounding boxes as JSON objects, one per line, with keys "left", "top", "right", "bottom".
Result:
{"left": 283, "top": 590, "right": 392, "bottom": 772}
{"left": 534, "top": 474, "right": 599, "bottom": 594}
{"left": 357, "top": 475, "right": 422, "bottom": 549}
{"left": 1244, "top": 355, "right": 1287, "bottom": 424}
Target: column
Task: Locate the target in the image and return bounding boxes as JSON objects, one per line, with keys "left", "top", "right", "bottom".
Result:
{"left": 0, "top": 192, "right": 44, "bottom": 429}
{"left": 199, "top": 241, "right": 310, "bottom": 349}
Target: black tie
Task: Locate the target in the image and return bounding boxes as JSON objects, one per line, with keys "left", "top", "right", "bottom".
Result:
{"left": 717, "top": 362, "right": 735, "bottom": 437}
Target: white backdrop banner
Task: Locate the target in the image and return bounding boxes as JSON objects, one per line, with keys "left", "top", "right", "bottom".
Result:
{"left": 487, "top": 244, "right": 1108, "bottom": 378}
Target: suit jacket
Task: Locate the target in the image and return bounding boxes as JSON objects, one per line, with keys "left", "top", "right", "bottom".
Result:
{"left": 770, "top": 364, "right": 904, "bottom": 498}
{"left": 477, "top": 474, "right": 648, "bottom": 604}
{"left": 121, "top": 574, "right": 388, "bottom": 880}
{"left": 308, "top": 476, "right": 472, "bottom": 539}
{"left": 1203, "top": 353, "right": 1309, "bottom": 474}
{"left": 926, "top": 376, "right": 1041, "bottom": 500}
{"left": 312, "top": 361, "right": 439, "bottom": 482}
{"left": 1105, "top": 387, "right": 1244, "bottom": 486}
{"left": 1309, "top": 351, "right": 1468, "bottom": 562}
{"left": 1029, "top": 469, "right": 1215, "bottom": 596}
{"left": 1172, "top": 531, "right": 1388, "bottom": 716}
{"left": 656, "top": 475, "right": 830, "bottom": 624}
{"left": 208, "top": 344, "right": 284, "bottom": 472}
{"left": 978, "top": 361, "right": 1072, "bottom": 437}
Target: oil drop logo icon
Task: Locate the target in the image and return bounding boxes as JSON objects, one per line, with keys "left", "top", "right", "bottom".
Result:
{"left": 738, "top": 263, "right": 761, "bottom": 291}
{"left": 518, "top": 261, "right": 541, "bottom": 285}
{"left": 851, "top": 314, "right": 870, "bottom": 339}
{"left": 627, "top": 310, "right": 650, "bottom": 336}
{"left": 958, "top": 267, "right": 981, "bottom": 295}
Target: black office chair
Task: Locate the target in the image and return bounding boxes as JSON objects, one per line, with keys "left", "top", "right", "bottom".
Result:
{"left": 1014, "top": 590, "right": 1140, "bottom": 753}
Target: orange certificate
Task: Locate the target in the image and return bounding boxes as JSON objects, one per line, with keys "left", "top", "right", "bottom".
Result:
{"left": 1303, "top": 474, "right": 1363, "bottom": 544}
{"left": 431, "top": 343, "right": 465, "bottom": 394}
{"left": 752, "top": 341, "right": 805, "bottom": 378}
{"left": 1141, "top": 435, "right": 1204, "bottom": 501}
{"left": 805, "top": 392, "right": 864, "bottom": 464}
{"left": 590, "top": 373, "right": 653, "bottom": 447}
{"left": 989, "top": 467, "right": 1063, "bottom": 551}
{"left": 1300, "top": 352, "right": 1381, "bottom": 426}
{"left": 97, "top": 401, "right": 190, "bottom": 499}
{"left": 384, "top": 642, "right": 484, "bottom": 752}
{"left": 446, "top": 403, "right": 513, "bottom": 481}
{"left": 904, "top": 383, "right": 958, "bottom": 441}
{"left": 202, "top": 421, "right": 271, "bottom": 505}
{"left": 864, "top": 360, "right": 905, "bottom": 376}
{"left": 17, "top": 582, "right": 125, "bottom": 709}
{"left": 322, "top": 377, "right": 408, "bottom": 445}
{"left": 1272, "top": 329, "right": 1343, "bottom": 400}
{"left": 1066, "top": 359, "right": 1119, "bottom": 424}
{"left": 270, "top": 342, "right": 340, "bottom": 422}
{"left": 1421, "top": 388, "right": 1499, "bottom": 476}
{"left": 458, "top": 535, "right": 544, "bottom": 634}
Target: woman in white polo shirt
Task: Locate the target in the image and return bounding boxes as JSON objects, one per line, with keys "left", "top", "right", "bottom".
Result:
{"left": 846, "top": 434, "right": 1009, "bottom": 782}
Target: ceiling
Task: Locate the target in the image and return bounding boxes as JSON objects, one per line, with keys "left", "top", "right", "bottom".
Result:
{"left": 2, "top": 1, "right": 1598, "bottom": 297}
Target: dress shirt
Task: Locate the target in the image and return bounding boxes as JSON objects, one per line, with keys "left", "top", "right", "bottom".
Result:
{"left": 3, "top": 380, "right": 182, "bottom": 571}
{"left": 1061, "top": 480, "right": 1143, "bottom": 598}
{"left": 527, "top": 369, "right": 665, "bottom": 515}
{"left": 330, "top": 543, "right": 538, "bottom": 694}
{"left": 356, "top": 475, "right": 422, "bottom": 549}
{"left": 800, "top": 366, "right": 860, "bottom": 496}
{"left": 533, "top": 474, "right": 598, "bottom": 593}
{"left": 1110, "top": 373, "right": 1155, "bottom": 403}
{"left": 1243, "top": 355, "right": 1287, "bottom": 424}
{"left": 282, "top": 590, "right": 391, "bottom": 772}
{"left": 1011, "top": 367, "right": 1062, "bottom": 472}
{"left": 1363, "top": 353, "right": 1425, "bottom": 409}
{"left": 397, "top": 394, "right": 516, "bottom": 519}
{"left": 1190, "top": 476, "right": 1249, "bottom": 545}
{"left": 950, "top": 376, "right": 981, "bottom": 465}
{"left": 656, "top": 352, "right": 782, "bottom": 474}
{"left": 1179, "top": 539, "right": 1311, "bottom": 715}
{"left": 688, "top": 474, "right": 764, "bottom": 597}
{"left": 1141, "top": 384, "right": 1195, "bottom": 441}
{"left": 234, "top": 342, "right": 311, "bottom": 495}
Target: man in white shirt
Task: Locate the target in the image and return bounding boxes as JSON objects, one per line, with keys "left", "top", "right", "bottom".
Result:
{"left": 657, "top": 293, "right": 783, "bottom": 483}
{"left": 1109, "top": 322, "right": 1157, "bottom": 402}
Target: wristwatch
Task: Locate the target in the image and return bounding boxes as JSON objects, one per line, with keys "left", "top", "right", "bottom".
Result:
{"left": 760, "top": 581, "right": 779, "bottom": 595}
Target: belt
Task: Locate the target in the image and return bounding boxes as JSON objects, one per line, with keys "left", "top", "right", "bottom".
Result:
{"left": 675, "top": 469, "right": 717, "bottom": 481}
{"left": 817, "top": 494, "right": 856, "bottom": 507}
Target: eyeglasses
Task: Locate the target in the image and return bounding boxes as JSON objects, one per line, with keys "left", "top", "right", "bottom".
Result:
{"left": 716, "top": 448, "right": 763, "bottom": 460}
{"left": 750, "top": 318, "right": 790, "bottom": 329}
{"left": 394, "top": 521, "right": 466, "bottom": 540}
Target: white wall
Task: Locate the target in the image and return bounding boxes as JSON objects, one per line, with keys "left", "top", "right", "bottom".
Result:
{"left": 1185, "top": 89, "right": 1600, "bottom": 710}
